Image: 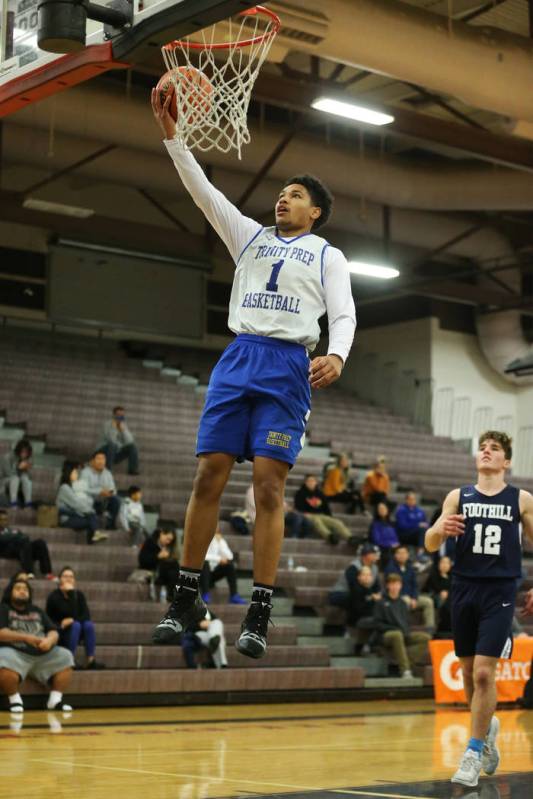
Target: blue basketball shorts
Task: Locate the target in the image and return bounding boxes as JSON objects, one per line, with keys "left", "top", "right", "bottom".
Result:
{"left": 196, "top": 334, "right": 311, "bottom": 466}
{"left": 451, "top": 577, "right": 516, "bottom": 659}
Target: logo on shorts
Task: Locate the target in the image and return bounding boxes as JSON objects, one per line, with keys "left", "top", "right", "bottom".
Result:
{"left": 502, "top": 602, "right": 511, "bottom": 607}
{"left": 266, "top": 431, "right": 291, "bottom": 449}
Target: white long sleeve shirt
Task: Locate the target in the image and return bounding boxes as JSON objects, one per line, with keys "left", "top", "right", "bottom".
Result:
{"left": 118, "top": 497, "right": 146, "bottom": 531}
{"left": 164, "top": 140, "right": 356, "bottom": 362}
{"left": 205, "top": 535, "right": 234, "bottom": 570}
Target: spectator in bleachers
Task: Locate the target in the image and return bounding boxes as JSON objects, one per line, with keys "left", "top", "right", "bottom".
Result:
{"left": 385, "top": 545, "right": 435, "bottom": 628}
{"left": 422, "top": 555, "right": 451, "bottom": 609}
{"left": 283, "top": 498, "right": 315, "bottom": 539}
{"left": 181, "top": 609, "right": 228, "bottom": 669}
{"left": 348, "top": 566, "right": 381, "bottom": 654}
{"left": 373, "top": 573, "right": 430, "bottom": 679}
{"left": 429, "top": 504, "right": 457, "bottom": 564}
{"left": 368, "top": 502, "right": 399, "bottom": 565}
{"left": 118, "top": 485, "right": 148, "bottom": 548}
{"left": 0, "top": 510, "right": 55, "bottom": 580}
{"left": 0, "top": 577, "right": 74, "bottom": 713}
{"left": 395, "top": 491, "right": 429, "bottom": 557}
{"left": 80, "top": 452, "right": 121, "bottom": 530}
{"left": 2, "top": 570, "right": 31, "bottom": 603}
{"left": 422, "top": 556, "right": 452, "bottom": 639}
{"left": 200, "top": 529, "right": 246, "bottom": 605}
{"left": 294, "top": 475, "right": 354, "bottom": 546}
{"left": 56, "top": 460, "right": 107, "bottom": 545}
{"left": 46, "top": 566, "right": 105, "bottom": 670}
{"left": 322, "top": 453, "right": 365, "bottom": 514}
{"left": 138, "top": 524, "right": 180, "bottom": 602}
{"left": 99, "top": 406, "right": 139, "bottom": 475}
{"left": 329, "top": 543, "right": 381, "bottom": 611}
{"left": 361, "top": 456, "right": 390, "bottom": 509}
{"left": 244, "top": 483, "right": 312, "bottom": 539}
{"left": 0, "top": 438, "right": 33, "bottom": 508}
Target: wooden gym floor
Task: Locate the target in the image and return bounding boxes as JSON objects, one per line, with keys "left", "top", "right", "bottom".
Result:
{"left": 2, "top": 699, "right": 532, "bottom": 799}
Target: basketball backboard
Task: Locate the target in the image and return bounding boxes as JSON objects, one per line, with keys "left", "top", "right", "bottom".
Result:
{"left": 0, "top": 0, "right": 254, "bottom": 116}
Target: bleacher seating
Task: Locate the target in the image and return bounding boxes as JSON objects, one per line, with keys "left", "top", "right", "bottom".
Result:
{"left": 0, "top": 326, "right": 531, "bottom": 703}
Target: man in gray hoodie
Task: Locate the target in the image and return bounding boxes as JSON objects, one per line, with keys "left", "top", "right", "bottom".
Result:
{"left": 99, "top": 407, "right": 139, "bottom": 475}
{"left": 80, "top": 453, "right": 120, "bottom": 530}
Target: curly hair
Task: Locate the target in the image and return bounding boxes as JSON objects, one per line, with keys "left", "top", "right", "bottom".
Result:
{"left": 283, "top": 174, "right": 333, "bottom": 230}
{"left": 478, "top": 430, "right": 512, "bottom": 461}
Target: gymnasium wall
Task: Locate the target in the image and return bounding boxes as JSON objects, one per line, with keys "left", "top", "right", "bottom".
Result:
{"left": 342, "top": 314, "right": 532, "bottom": 476}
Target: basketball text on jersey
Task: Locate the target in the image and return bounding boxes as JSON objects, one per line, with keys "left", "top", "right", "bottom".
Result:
{"left": 241, "top": 293, "right": 301, "bottom": 314}
{"left": 462, "top": 503, "right": 513, "bottom": 521}
{"left": 229, "top": 228, "right": 328, "bottom": 350}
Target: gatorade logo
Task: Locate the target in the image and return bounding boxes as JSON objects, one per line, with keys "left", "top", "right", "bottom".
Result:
{"left": 440, "top": 650, "right": 464, "bottom": 691}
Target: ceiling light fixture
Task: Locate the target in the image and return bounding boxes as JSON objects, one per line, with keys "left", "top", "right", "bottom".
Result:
{"left": 348, "top": 261, "right": 400, "bottom": 279}
{"left": 311, "top": 97, "right": 394, "bottom": 126}
{"left": 23, "top": 198, "right": 95, "bottom": 218}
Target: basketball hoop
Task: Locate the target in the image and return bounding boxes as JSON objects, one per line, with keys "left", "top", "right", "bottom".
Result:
{"left": 161, "top": 6, "right": 281, "bottom": 158}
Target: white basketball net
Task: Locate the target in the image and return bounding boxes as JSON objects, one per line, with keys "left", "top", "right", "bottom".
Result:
{"left": 162, "top": 7, "right": 280, "bottom": 159}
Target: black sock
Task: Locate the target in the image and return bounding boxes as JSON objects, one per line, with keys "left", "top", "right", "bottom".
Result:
{"left": 178, "top": 568, "right": 201, "bottom": 594}
{"left": 251, "top": 583, "right": 274, "bottom": 604}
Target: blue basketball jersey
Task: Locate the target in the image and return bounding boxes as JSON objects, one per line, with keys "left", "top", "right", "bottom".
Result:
{"left": 453, "top": 484, "right": 522, "bottom": 579}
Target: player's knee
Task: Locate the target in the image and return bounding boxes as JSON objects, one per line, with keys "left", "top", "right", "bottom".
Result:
{"left": 192, "top": 463, "right": 226, "bottom": 501}
{"left": 254, "top": 478, "right": 284, "bottom": 513}
{"left": 473, "top": 665, "right": 492, "bottom": 689}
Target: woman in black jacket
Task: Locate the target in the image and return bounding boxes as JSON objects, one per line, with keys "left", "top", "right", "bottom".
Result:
{"left": 46, "top": 566, "right": 104, "bottom": 669}
{"left": 138, "top": 526, "right": 180, "bottom": 600}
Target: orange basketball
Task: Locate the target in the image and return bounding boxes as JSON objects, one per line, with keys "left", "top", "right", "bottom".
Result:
{"left": 156, "top": 67, "right": 213, "bottom": 124}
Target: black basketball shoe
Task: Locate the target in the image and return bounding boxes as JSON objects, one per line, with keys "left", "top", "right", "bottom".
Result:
{"left": 235, "top": 600, "right": 273, "bottom": 659}
{"left": 152, "top": 589, "right": 207, "bottom": 644}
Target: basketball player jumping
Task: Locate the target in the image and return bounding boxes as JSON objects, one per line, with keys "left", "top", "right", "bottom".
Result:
{"left": 150, "top": 88, "right": 356, "bottom": 658}
{"left": 425, "top": 431, "right": 533, "bottom": 787}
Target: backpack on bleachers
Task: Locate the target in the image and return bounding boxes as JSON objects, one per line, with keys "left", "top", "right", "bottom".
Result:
{"left": 37, "top": 505, "right": 58, "bottom": 528}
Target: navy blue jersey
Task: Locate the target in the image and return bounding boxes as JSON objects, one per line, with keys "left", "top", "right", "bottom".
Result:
{"left": 453, "top": 484, "right": 521, "bottom": 579}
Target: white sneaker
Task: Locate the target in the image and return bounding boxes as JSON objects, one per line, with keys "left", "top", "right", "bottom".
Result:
{"left": 482, "top": 716, "right": 500, "bottom": 775}
{"left": 451, "top": 750, "right": 482, "bottom": 787}
{"left": 402, "top": 669, "right": 413, "bottom": 679}
{"left": 92, "top": 531, "right": 109, "bottom": 542}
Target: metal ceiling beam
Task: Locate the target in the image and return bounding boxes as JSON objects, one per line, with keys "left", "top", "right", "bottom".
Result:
{"left": 236, "top": 120, "right": 303, "bottom": 210}
{"left": 406, "top": 223, "right": 485, "bottom": 268}
{"left": 137, "top": 188, "right": 191, "bottom": 233}
{"left": 24, "top": 144, "right": 116, "bottom": 195}
{"left": 342, "top": 70, "right": 373, "bottom": 88}
{"left": 251, "top": 73, "right": 533, "bottom": 173}
{"left": 402, "top": 82, "right": 486, "bottom": 130}
{"left": 0, "top": 188, "right": 207, "bottom": 260}
{"left": 460, "top": 0, "right": 509, "bottom": 23}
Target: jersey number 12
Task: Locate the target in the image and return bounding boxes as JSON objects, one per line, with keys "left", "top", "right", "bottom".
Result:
{"left": 472, "top": 523, "right": 501, "bottom": 555}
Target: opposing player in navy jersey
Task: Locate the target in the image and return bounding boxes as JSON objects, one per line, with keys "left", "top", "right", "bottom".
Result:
{"left": 426, "top": 431, "right": 533, "bottom": 787}
{"left": 150, "top": 88, "right": 356, "bottom": 658}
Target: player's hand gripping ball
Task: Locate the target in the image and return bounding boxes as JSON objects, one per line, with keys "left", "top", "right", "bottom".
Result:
{"left": 156, "top": 67, "right": 213, "bottom": 125}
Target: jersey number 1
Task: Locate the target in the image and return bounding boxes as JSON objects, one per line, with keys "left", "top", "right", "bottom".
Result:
{"left": 472, "top": 523, "right": 502, "bottom": 555}
{"left": 266, "top": 259, "right": 284, "bottom": 292}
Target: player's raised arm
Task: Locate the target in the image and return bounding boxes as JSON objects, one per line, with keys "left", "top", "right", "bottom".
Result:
{"left": 309, "top": 247, "right": 356, "bottom": 389}
{"left": 425, "top": 488, "right": 463, "bottom": 552}
{"left": 151, "top": 86, "right": 261, "bottom": 264}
